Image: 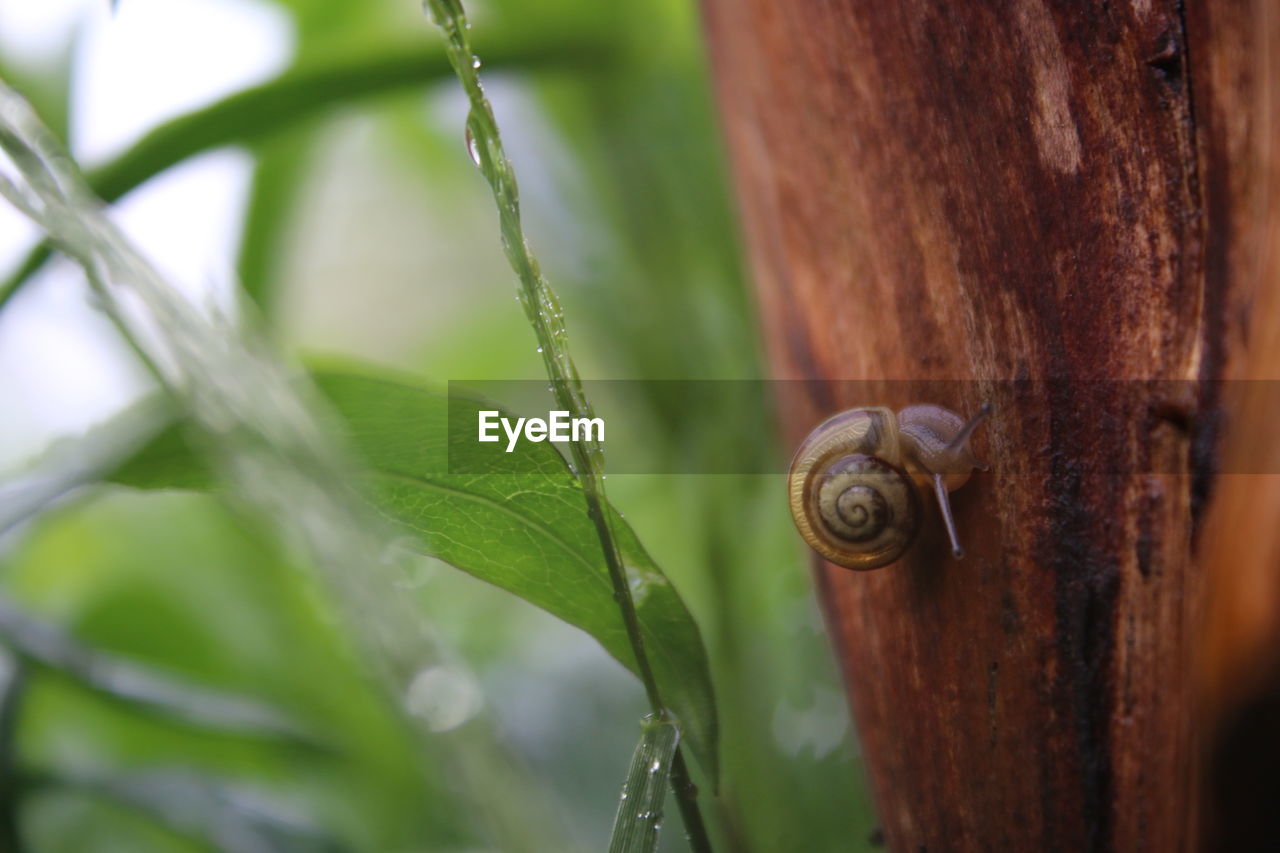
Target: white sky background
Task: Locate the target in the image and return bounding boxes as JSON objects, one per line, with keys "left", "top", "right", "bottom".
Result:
{"left": 0, "top": 0, "right": 292, "bottom": 471}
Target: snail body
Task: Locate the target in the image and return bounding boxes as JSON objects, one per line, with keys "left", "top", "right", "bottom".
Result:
{"left": 788, "top": 403, "right": 990, "bottom": 570}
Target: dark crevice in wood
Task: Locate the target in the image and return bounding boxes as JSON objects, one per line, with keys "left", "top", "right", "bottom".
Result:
{"left": 1174, "top": 0, "right": 1224, "bottom": 534}
{"left": 1145, "top": 30, "right": 1183, "bottom": 82}
{"left": 1042, "top": 386, "right": 1120, "bottom": 850}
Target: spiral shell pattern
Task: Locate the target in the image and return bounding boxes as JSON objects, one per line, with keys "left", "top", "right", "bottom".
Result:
{"left": 788, "top": 408, "right": 923, "bottom": 570}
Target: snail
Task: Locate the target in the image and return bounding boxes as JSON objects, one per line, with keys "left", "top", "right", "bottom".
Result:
{"left": 788, "top": 403, "right": 991, "bottom": 570}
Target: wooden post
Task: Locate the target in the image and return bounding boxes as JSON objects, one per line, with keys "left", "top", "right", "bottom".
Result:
{"left": 699, "top": 1, "right": 1280, "bottom": 849}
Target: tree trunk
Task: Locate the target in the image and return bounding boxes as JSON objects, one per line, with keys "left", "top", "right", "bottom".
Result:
{"left": 699, "top": 1, "right": 1280, "bottom": 849}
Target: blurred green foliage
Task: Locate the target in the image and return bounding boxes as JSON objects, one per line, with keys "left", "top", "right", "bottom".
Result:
{"left": 0, "top": 0, "right": 878, "bottom": 850}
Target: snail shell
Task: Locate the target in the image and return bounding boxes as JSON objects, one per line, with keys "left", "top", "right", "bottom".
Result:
{"left": 788, "top": 403, "right": 990, "bottom": 570}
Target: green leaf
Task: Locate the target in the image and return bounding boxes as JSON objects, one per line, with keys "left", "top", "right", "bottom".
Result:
{"left": 111, "top": 371, "right": 718, "bottom": 780}
{"left": 0, "top": 29, "right": 614, "bottom": 311}
{"left": 236, "top": 132, "right": 316, "bottom": 316}
{"left": 105, "top": 417, "right": 213, "bottom": 492}
{"left": 607, "top": 714, "right": 679, "bottom": 853}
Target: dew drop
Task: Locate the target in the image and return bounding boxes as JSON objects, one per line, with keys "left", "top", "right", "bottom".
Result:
{"left": 464, "top": 125, "right": 481, "bottom": 166}
{"left": 536, "top": 346, "right": 543, "bottom": 353}
{"left": 649, "top": 759, "right": 662, "bottom": 774}
{"left": 471, "top": 55, "right": 482, "bottom": 69}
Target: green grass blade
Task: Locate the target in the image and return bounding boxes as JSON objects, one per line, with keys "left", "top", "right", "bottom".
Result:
{"left": 33, "top": 768, "right": 349, "bottom": 853}
{"left": 0, "top": 597, "right": 319, "bottom": 745}
{"left": 0, "top": 398, "right": 171, "bottom": 535}
{"left": 608, "top": 714, "right": 680, "bottom": 853}
{"left": 418, "top": 5, "right": 718, "bottom": 838}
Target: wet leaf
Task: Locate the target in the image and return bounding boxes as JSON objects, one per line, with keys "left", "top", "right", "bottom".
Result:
{"left": 111, "top": 371, "right": 718, "bottom": 779}
{"left": 607, "top": 714, "right": 679, "bottom": 853}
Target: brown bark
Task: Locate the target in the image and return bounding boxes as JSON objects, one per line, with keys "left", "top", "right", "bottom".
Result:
{"left": 699, "top": 1, "right": 1280, "bottom": 850}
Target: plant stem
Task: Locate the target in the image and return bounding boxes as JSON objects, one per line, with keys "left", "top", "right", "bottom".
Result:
{"left": 420, "top": 2, "right": 711, "bottom": 849}
{"left": 670, "top": 750, "right": 713, "bottom": 852}
{"left": 577, "top": 474, "right": 663, "bottom": 711}
{"left": 0, "top": 28, "right": 611, "bottom": 311}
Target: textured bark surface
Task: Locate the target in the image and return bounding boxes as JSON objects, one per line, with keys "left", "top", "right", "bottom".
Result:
{"left": 700, "top": 1, "right": 1280, "bottom": 850}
